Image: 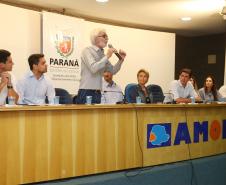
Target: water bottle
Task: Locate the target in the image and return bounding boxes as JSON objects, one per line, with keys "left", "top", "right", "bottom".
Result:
{"left": 8, "top": 96, "right": 16, "bottom": 105}
{"left": 190, "top": 97, "right": 195, "bottom": 104}
{"left": 150, "top": 93, "right": 153, "bottom": 103}
{"left": 136, "top": 96, "right": 141, "bottom": 104}
{"left": 86, "top": 96, "right": 92, "bottom": 104}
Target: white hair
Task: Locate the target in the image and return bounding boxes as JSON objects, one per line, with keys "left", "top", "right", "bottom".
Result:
{"left": 90, "top": 28, "right": 106, "bottom": 45}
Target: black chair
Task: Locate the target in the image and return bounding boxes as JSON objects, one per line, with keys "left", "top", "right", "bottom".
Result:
{"left": 72, "top": 95, "right": 77, "bottom": 104}
{"left": 124, "top": 83, "right": 137, "bottom": 103}
{"left": 55, "top": 88, "right": 72, "bottom": 104}
{"left": 147, "top": 84, "right": 164, "bottom": 103}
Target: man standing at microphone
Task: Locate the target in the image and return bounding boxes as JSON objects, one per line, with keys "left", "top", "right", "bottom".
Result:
{"left": 76, "top": 28, "right": 126, "bottom": 104}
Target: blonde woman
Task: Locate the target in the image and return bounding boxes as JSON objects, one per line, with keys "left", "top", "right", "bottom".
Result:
{"left": 129, "top": 69, "right": 152, "bottom": 103}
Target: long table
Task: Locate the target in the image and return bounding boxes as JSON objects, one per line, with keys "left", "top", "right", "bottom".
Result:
{"left": 0, "top": 104, "right": 226, "bottom": 184}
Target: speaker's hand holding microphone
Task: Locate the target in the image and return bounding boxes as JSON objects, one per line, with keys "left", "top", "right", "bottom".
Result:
{"left": 106, "top": 46, "right": 116, "bottom": 59}
{"left": 107, "top": 44, "right": 126, "bottom": 61}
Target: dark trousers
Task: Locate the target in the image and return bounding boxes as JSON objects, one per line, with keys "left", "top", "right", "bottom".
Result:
{"left": 76, "top": 89, "right": 101, "bottom": 104}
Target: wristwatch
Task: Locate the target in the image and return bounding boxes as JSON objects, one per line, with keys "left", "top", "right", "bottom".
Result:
{"left": 7, "top": 85, "right": 13, "bottom": 89}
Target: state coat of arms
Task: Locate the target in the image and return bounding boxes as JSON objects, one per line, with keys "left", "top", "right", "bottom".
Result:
{"left": 55, "top": 35, "right": 74, "bottom": 57}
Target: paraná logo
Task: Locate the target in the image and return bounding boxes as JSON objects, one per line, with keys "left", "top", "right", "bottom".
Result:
{"left": 55, "top": 35, "right": 74, "bottom": 57}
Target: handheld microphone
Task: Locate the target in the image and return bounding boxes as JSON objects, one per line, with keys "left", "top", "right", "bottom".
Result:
{"left": 108, "top": 44, "right": 122, "bottom": 60}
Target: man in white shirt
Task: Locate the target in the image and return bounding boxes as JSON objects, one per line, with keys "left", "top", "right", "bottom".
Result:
{"left": 169, "top": 68, "right": 195, "bottom": 104}
{"left": 219, "top": 85, "right": 226, "bottom": 97}
{"left": 17, "top": 54, "right": 55, "bottom": 105}
{"left": 101, "top": 70, "right": 123, "bottom": 104}
{"left": 0, "top": 49, "right": 18, "bottom": 105}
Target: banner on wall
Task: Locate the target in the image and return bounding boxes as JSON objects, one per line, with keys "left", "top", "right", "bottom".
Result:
{"left": 42, "top": 11, "right": 84, "bottom": 94}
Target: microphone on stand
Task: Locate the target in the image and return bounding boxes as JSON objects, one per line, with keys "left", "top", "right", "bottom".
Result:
{"left": 108, "top": 44, "right": 123, "bottom": 60}
{"left": 163, "top": 92, "right": 175, "bottom": 104}
{"left": 103, "top": 90, "right": 122, "bottom": 93}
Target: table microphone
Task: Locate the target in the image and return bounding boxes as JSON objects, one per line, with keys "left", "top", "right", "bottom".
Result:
{"left": 103, "top": 90, "right": 122, "bottom": 93}
{"left": 108, "top": 44, "right": 122, "bottom": 60}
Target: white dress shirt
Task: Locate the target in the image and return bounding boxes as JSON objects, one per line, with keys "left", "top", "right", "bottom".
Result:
{"left": 169, "top": 80, "right": 195, "bottom": 100}
{"left": 16, "top": 71, "right": 55, "bottom": 105}
{"left": 101, "top": 80, "right": 123, "bottom": 104}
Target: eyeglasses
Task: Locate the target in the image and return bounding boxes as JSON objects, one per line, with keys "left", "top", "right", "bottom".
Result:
{"left": 98, "top": 34, "right": 108, "bottom": 39}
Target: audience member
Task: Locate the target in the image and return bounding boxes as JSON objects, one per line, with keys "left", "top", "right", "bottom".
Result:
{"left": 129, "top": 69, "right": 152, "bottom": 103}
{"left": 169, "top": 68, "right": 195, "bottom": 103}
{"left": 17, "top": 54, "right": 55, "bottom": 105}
{"left": 76, "top": 28, "right": 126, "bottom": 104}
{"left": 198, "top": 75, "right": 222, "bottom": 102}
{"left": 101, "top": 70, "right": 123, "bottom": 104}
{"left": 0, "top": 49, "right": 18, "bottom": 105}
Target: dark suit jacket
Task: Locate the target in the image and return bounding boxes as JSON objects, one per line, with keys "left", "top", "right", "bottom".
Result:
{"left": 129, "top": 84, "right": 152, "bottom": 103}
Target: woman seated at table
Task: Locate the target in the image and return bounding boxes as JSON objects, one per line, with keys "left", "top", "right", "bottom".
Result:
{"left": 198, "top": 75, "right": 222, "bottom": 102}
{"left": 129, "top": 69, "right": 152, "bottom": 103}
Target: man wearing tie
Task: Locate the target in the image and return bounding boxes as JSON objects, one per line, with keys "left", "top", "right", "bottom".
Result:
{"left": 0, "top": 49, "right": 18, "bottom": 105}
{"left": 101, "top": 70, "right": 123, "bottom": 104}
{"left": 76, "top": 28, "right": 126, "bottom": 104}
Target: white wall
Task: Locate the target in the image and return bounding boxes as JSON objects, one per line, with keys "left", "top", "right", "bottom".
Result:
{"left": 0, "top": 4, "right": 41, "bottom": 79}
{"left": 0, "top": 3, "right": 175, "bottom": 93}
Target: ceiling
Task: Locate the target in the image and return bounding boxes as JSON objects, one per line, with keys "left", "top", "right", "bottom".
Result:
{"left": 1, "top": 0, "right": 226, "bottom": 36}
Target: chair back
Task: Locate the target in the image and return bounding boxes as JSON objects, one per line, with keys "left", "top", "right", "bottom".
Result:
{"left": 147, "top": 84, "right": 164, "bottom": 103}
{"left": 124, "top": 83, "right": 137, "bottom": 103}
{"left": 55, "top": 88, "right": 72, "bottom": 104}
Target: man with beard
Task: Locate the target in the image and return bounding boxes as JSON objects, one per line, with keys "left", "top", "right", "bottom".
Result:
{"left": 17, "top": 54, "right": 55, "bottom": 105}
{"left": 76, "top": 28, "right": 126, "bottom": 104}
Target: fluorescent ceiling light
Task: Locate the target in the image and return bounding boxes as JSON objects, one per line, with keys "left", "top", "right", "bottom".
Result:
{"left": 182, "top": 0, "right": 225, "bottom": 12}
{"left": 96, "top": 0, "right": 109, "bottom": 3}
{"left": 181, "top": 17, "right": 192, "bottom": 21}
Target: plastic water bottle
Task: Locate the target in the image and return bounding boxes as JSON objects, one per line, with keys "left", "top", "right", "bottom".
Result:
{"left": 136, "top": 96, "right": 141, "bottom": 104}
{"left": 190, "top": 97, "right": 195, "bottom": 104}
{"left": 8, "top": 96, "right": 15, "bottom": 105}
{"left": 86, "top": 96, "right": 92, "bottom": 104}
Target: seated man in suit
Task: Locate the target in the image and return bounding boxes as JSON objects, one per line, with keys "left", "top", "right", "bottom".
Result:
{"left": 17, "top": 54, "right": 55, "bottom": 105}
{"left": 101, "top": 70, "right": 123, "bottom": 104}
{"left": 0, "top": 49, "right": 18, "bottom": 105}
{"left": 169, "top": 68, "right": 195, "bottom": 104}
